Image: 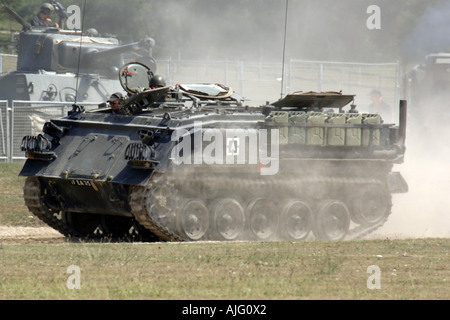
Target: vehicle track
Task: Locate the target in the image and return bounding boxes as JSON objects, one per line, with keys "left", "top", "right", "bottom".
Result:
{"left": 22, "top": 174, "right": 391, "bottom": 242}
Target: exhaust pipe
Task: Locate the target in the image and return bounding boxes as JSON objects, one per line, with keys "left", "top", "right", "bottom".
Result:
{"left": 398, "top": 99, "right": 407, "bottom": 149}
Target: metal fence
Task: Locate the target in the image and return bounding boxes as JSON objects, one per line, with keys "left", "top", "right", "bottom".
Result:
{"left": 0, "top": 101, "right": 99, "bottom": 161}
{"left": 157, "top": 58, "right": 401, "bottom": 111}
{"left": 0, "top": 55, "right": 401, "bottom": 162}
{"left": 0, "top": 100, "right": 7, "bottom": 161}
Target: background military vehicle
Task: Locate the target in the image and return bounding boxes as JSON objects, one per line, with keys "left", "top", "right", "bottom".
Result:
{"left": 19, "top": 61, "right": 408, "bottom": 242}
{"left": 405, "top": 53, "right": 450, "bottom": 123}
{"left": 0, "top": 4, "right": 156, "bottom": 103}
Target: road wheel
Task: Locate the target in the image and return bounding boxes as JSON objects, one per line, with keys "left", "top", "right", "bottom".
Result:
{"left": 280, "top": 200, "right": 313, "bottom": 240}
{"left": 247, "top": 198, "right": 278, "bottom": 240}
{"left": 177, "top": 199, "right": 209, "bottom": 240}
{"left": 211, "top": 198, "right": 245, "bottom": 241}
{"left": 351, "top": 185, "right": 391, "bottom": 226}
{"left": 313, "top": 200, "right": 350, "bottom": 241}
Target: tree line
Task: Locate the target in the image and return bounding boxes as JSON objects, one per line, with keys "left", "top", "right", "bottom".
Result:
{"left": 0, "top": 0, "right": 447, "bottom": 64}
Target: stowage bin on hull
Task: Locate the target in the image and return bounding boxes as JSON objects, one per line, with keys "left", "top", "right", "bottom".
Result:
{"left": 19, "top": 63, "right": 408, "bottom": 242}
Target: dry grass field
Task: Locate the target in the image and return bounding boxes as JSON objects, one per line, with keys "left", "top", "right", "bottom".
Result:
{"left": 0, "top": 239, "right": 448, "bottom": 300}
{"left": 0, "top": 162, "right": 448, "bottom": 300}
{"left": 0, "top": 162, "right": 39, "bottom": 227}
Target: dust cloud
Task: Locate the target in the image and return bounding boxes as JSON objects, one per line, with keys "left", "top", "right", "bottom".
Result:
{"left": 152, "top": 0, "right": 450, "bottom": 239}
{"left": 375, "top": 0, "right": 450, "bottom": 239}
{"left": 45, "top": 1, "right": 450, "bottom": 239}
{"left": 374, "top": 103, "right": 450, "bottom": 239}
{"left": 402, "top": 0, "right": 450, "bottom": 62}
{"left": 128, "top": 0, "right": 450, "bottom": 239}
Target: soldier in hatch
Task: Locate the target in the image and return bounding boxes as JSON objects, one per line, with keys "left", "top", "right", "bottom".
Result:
{"left": 149, "top": 75, "right": 166, "bottom": 89}
{"left": 369, "top": 89, "right": 393, "bottom": 123}
{"left": 30, "top": 3, "right": 59, "bottom": 28}
{"left": 107, "top": 92, "right": 124, "bottom": 113}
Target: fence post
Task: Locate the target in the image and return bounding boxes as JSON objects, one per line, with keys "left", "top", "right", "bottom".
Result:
{"left": 0, "top": 102, "right": 5, "bottom": 159}
{"left": 288, "top": 58, "right": 292, "bottom": 95}
{"left": 166, "top": 59, "right": 171, "bottom": 87}
{"left": 240, "top": 60, "right": 245, "bottom": 97}
{"left": 7, "top": 100, "right": 11, "bottom": 162}
{"left": 318, "top": 63, "right": 323, "bottom": 92}
{"left": 225, "top": 58, "right": 228, "bottom": 85}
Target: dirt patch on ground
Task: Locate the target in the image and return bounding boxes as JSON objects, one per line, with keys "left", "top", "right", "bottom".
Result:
{"left": 0, "top": 226, "right": 65, "bottom": 244}
{"left": 0, "top": 224, "right": 447, "bottom": 245}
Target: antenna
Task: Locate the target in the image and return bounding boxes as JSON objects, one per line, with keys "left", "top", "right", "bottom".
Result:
{"left": 280, "top": 0, "right": 289, "bottom": 99}
{"left": 74, "top": 0, "right": 87, "bottom": 104}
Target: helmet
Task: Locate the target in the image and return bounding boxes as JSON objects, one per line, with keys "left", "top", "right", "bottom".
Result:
{"left": 40, "top": 3, "right": 54, "bottom": 13}
{"left": 107, "top": 92, "right": 123, "bottom": 102}
{"left": 149, "top": 75, "right": 166, "bottom": 88}
{"left": 84, "top": 28, "right": 99, "bottom": 37}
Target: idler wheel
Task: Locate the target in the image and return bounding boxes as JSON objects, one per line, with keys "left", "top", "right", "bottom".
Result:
{"left": 247, "top": 198, "right": 278, "bottom": 240}
{"left": 313, "top": 200, "right": 350, "bottom": 241}
{"left": 351, "top": 185, "right": 390, "bottom": 226}
{"left": 211, "top": 198, "right": 245, "bottom": 241}
{"left": 178, "top": 199, "right": 209, "bottom": 240}
{"left": 280, "top": 200, "right": 313, "bottom": 240}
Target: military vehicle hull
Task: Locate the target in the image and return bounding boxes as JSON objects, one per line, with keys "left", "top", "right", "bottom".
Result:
{"left": 19, "top": 89, "right": 408, "bottom": 241}
{"left": 0, "top": 71, "right": 121, "bottom": 103}
{"left": 0, "top": 8, "right": 155, "bottom": 104}
{"left": 405, "top": 53, "right": 450, "bottom": 125}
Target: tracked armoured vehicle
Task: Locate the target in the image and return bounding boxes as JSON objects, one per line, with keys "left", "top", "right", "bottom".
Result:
{"left": 404, "top": 53, "right": 450, "bottom": 126}
{"left": 19, "top": 61, "right": 408, "bottom": 242}
{"left": 0, "top": 4, "right": 156, "bottom": 103}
